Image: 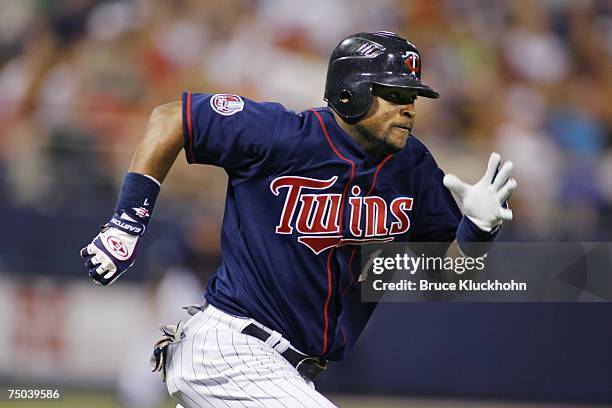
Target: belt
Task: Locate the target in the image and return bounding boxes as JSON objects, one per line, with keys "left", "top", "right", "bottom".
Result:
{"left": 241, "top": 323, "right": 327, "bottom": 381}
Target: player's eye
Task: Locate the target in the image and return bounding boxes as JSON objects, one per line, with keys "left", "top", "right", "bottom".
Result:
{"left": 388, "top": 93, "right": 416, "bottom": 105}
{"left": 373, "top": 85, "right": 417, "bottom": 105}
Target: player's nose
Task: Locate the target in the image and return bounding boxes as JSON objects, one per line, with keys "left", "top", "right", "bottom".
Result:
{"left": 400, "top": 104, "right": 416, "bottom": 119}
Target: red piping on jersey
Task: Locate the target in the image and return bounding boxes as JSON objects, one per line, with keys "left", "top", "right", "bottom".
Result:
{"left": 186, "top": 92, "right": 196, "bottom": 163}
{"left": 341, "top": 247, "right": 359, "bottom": 295}
{"left": 342, "top": 154, "right": 394, "bottom": 295}
{"left": 366, "top": 154, "right": 393, "bottom": 195}
{"left": 322, "top": 247, "right": 335, "bottom": 354}
{"left": 311, "top": 109, "right": 357, "bottom": 355}
{"left": 311, "top": 109, "right": 356, "bottom": 231}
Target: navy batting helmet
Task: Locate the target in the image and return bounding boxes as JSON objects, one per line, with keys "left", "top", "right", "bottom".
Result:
{"left": 324, "top": 31, "right": 439, "bottom": 123}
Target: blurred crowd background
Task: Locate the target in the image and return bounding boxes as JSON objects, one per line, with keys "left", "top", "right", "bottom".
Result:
{"left": 2, "top": 0, "right": 612, "bottom": 249}
{"left": 0, "top": 0, "right": 611, "bottom": 407}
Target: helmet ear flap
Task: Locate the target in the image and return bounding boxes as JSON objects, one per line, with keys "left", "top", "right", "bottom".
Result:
{"left": 326, "top": 81, "right": 373, "bottom": 124}
{"left": 338, "top": 90, "right": 352, "bottom": 104}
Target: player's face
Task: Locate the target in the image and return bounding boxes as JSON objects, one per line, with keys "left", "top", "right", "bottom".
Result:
{"left": 355, "top": 85, "right": 418, "bottom": 156}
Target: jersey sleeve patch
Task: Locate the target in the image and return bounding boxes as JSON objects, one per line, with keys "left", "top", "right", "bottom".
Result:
{"left": 210, "top": 94, "right": 244, "bottom": 116}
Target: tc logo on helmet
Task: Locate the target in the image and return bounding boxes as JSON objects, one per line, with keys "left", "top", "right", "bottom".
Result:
{"left": 403, "top": 51, "right": 421, "bottom": 77}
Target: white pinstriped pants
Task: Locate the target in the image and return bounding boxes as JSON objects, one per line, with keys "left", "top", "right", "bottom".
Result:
{"left": 165, "top": 303, "right": 337, "bottom": 408}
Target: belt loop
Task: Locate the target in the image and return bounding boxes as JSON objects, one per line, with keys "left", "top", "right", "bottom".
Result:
{"left": 273, "top": 337, "right": 290, "bottom": 354}
{"left": 264, "top": 331, "right": 282, "bottom": 349}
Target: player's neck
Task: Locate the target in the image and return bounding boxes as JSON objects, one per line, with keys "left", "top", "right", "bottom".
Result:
{"left": 332, "top": 110, "right": 395, "bottom": 158}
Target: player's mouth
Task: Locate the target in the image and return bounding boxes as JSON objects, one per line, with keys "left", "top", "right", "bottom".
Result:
{"left": 393, "top": 124, "right": 412, "bottom": 132}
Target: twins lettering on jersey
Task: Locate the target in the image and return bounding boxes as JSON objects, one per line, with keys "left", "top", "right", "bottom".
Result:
{"left": 271, "top": 175, "right": 413, "bottom": 254}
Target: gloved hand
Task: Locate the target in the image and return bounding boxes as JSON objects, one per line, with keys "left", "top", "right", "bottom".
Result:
{"left": 443, "top": 152, "right": 517, "bottom": 232}
{"left": 150, "top": 320, "right": 186, "bottom": 382}
{"left": 80, "top": 212, "right": 145, "bottom": 285}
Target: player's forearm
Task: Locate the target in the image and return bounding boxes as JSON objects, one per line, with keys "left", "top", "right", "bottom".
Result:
{"left": 129, "top": 101, "right": 184, "bottom": 183}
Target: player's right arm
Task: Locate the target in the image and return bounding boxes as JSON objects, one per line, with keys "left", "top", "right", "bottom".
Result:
{"left": 81, "top": 92, "right": 285, "bottom": 285}
{"left": 80, "top": 101, "right": 183, "bottom": 286}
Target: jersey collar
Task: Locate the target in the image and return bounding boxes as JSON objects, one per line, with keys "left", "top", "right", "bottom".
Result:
{"left": 315, "top": 107, "right": 391, "bottom": 164}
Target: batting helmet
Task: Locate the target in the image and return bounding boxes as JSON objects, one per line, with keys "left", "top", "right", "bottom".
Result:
{"left": 324, "top": 31, "right": 439, "bottom": 123}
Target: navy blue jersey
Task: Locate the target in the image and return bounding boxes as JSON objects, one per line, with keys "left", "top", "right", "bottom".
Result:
{"left": 182, "top": 92, "right": 461, "bottom": 360}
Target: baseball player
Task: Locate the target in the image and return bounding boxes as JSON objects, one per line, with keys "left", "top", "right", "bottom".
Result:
{"left": 80, "top": 32, "right": 516, "bottom": 407}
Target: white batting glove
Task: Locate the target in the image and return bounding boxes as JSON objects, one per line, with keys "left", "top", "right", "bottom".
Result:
{"left": 443, "top": 153, "right": 517, "bottom": 232}
{"left": 80, "top": 213, "right": 144, "bottom": 285}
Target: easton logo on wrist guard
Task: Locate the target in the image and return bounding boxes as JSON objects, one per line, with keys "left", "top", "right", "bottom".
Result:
{"left": 109, "top": 215, "right": 145, "bottom": 235}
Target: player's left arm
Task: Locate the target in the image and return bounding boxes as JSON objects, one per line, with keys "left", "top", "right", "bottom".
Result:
{"left": 440, "top": 152, "right": 517, "bottom": 280}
